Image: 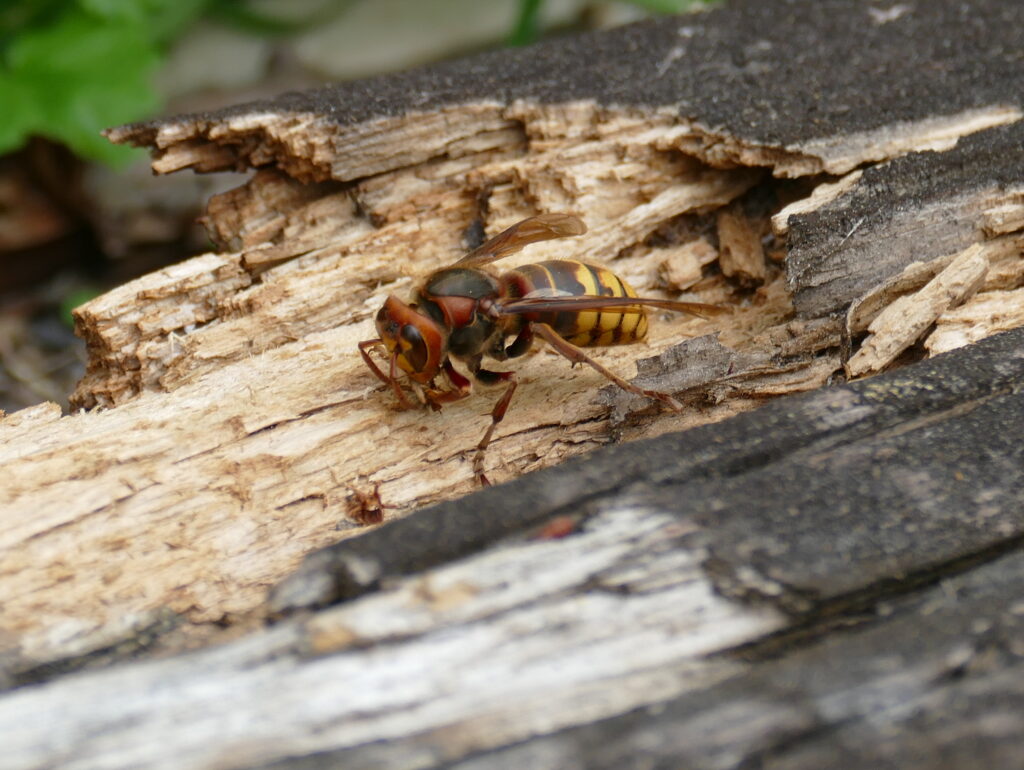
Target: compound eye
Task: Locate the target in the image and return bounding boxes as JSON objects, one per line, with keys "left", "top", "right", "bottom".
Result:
{"left": 399, "top": 324, "right": 428, "bottom": 372}
{"left": 375, "top": 310, "right": 401, "bottom": 344}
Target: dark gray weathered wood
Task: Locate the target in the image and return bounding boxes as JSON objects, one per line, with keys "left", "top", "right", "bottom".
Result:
{"left": 787, "top": 122, "right": 1024, "bottom": 316}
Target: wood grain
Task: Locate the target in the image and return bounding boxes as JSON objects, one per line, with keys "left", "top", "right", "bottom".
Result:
{"left": 2, "top": 4, "right": 1024, "bottom": 766}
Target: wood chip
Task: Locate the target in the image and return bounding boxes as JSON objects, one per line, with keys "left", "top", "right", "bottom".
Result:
{"left": 846, "top": 244, "right": 989, "bottom": 377}
{"left": 716, "top": 203, "right": 766, "bottom": 284}
{"left": 980, "top": 188, "right": 1024, "bottom": 236}
{"left": 926, "top": 287, "right": 1024, "bottom": 355}
{"left": 846, "top": 253, "right": 958, "bottom": 335}
{"left": 982, "top": 234, "right": 1024, "bottom": 290}
{"left": 657, "top": 237, "right": 718, "bottom": 291}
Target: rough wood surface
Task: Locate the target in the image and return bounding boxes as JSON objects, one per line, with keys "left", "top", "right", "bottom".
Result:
{"left": 106, "top": 0, "right": 1023, "bottom": 182}
{"left": 2, "top": 1, "right": 1024, "bottom": 766}
{"left": 784, "top": 124, "right": 1024, "bottom": 317}
{"left": 3, "top": 328, "right": 1022, "bottom": 770}
{"left": 2, "top": 0, "right": 1022, "bottom": 676}
{"left": 269, "top": 327, "right": 1024, "bottom": 612}
{"left": 846, "top": 243, "right": 989, "bottom": 377}
{"left": 441, "top": 553, "right": 1024, "bottom": 770}
{"left": 927, "top": 288, "right": 1024, "bottom": 355}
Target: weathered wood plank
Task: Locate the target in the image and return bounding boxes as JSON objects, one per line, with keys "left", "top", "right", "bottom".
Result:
{"left": 1, "top": 0, "right": 1023, "bottom": 742}
{"left": 0, "top": 505, "right": 786, "bottom": 769}
{"left": 272, "top": 326, "right": 1024, "bottom": 612}
{"left": 785, "top": 123, "right": 1024, "bottom": 317}
{"left": 109, "top": 0, "right": 1022, "bottom": 180}
{"left": 1, "top": 329, "right": 1022, "bottom": 769}
{"left": 436, "top": 552, "right": 1024, "bottom": 770}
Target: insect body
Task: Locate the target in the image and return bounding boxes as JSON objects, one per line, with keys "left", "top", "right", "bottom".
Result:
{"left": 501, "top": 260, "right": 649, "bottom": 347}
{"left": 359, "top": 214, "right": 721, "bottom": 484}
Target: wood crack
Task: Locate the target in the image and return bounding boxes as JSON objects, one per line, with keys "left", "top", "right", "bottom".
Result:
{"left": 719, "top": 529, "right": 1024, "bottom": 665}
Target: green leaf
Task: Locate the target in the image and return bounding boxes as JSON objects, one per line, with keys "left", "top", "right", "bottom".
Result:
{"left": 624, "top": 0, "right": 719, "bottom": 12}
{"left": 61, "top": 285, "right": 102, "bottom": 327}
{"left": 0, "top": 73, "right": 41, "bottom": 154}
{"left": 508, "top": 0, "right": 543, "bottom": 47}
{"left": 78, "top": 0, "right": 211, "bottom": 45}
{"left": 9, "top": 9, "right": 153, "bottom": 69}
{"left": 3, "top": 7, "right": 163, "bottom": 163}
{"left": 0, "top": 1, "right": 64, "bottom": 41}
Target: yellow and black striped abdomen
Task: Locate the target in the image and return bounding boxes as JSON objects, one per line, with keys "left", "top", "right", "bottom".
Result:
{"left": 505, "top": 260, "right": 648, "bottom": 347}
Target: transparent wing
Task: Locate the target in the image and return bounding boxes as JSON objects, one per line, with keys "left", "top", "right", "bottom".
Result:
{"left": 495, "top": 295, "right": 729, "bottom": 320}
{"left": 455, "top": 213, "right": 587, "bottom": 267}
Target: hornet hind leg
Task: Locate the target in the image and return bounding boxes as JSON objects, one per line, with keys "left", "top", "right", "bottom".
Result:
{"left": 530, "top": 322, "right": 683, "bottom": 411}
{"left": 471, "top": 367, "right": 518, "bottom": 487}
{"left": 470, "top": 322, "right": 684, "bottom": 486}
{"left": 471, "top": 326, "right": 534, "bottom": 485}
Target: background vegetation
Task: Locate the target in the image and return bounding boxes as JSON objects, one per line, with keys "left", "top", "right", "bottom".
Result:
{"left": 1, "top": 0, "right": 712, "bottom": 163}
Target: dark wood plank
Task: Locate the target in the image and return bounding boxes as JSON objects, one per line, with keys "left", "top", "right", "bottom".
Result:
{"left": 435, "top": 552, "right": 1024, "bottom": 770}
{"left": 787, "top": 122, "right": 1024, "bottom": 316}
{"left": 273, "top": 326, "right": 1024, "bottom": 612}
{"left": 109, "top": 0, "right": 1023, "bottom": 181}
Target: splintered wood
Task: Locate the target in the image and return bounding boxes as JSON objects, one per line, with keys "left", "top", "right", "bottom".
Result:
{"left": 74, "top": 106, "right": 768, "bottom": 412}
{"left": 3, "top": 96, "right": 1023, "bottom": 673}
{"left": 0, "top": 506, "right": 786, "bottom": 768}
{"left": 846, "top": 198, "right": 1024, "bottom": 379}
{"left": 846, "top": 245, "right": 989, "bottom": 377}
{"left": 0, "top": 104, "right": 794, "bottom": 668}
{"left": 926, "top": 289, "right": 1024, "bottom": 354}
{"left": 716, "top": 202, "right": 767, "bottom": 284}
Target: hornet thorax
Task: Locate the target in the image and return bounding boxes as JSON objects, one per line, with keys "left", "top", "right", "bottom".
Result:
{"left": 415, "top": 266, "right": 509, "bottom": 359}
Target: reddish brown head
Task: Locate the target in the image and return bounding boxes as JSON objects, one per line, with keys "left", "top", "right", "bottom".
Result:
{"left": 374, "top": 295, "right": 447, "bottom": 384}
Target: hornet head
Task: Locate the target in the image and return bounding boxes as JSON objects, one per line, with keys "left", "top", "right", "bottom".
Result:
{"left": 374, "top": 295, "right": 447, "bottom": 384}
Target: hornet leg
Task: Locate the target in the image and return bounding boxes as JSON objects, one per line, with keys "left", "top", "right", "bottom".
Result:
{"left": 359, "top": 339, "right": 415, "bottom": 408}
{"left": 358, "top": 339, "right": 390, "bottom": 384}
{"left": 471, "top": 368, "right": 518, "bottom": 487}
{"left": 530, "top": 322, "right": 683, "bottom": 411}
{"left": 503, "top": 325, "right": 535, "bottom": 359}
{"left": 423, "top": 359, "right": 474, "bottom": 410}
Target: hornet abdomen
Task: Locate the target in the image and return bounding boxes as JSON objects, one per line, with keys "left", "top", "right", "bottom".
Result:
{"left": 502, "top": 260, "right": 648, "bottom": 347}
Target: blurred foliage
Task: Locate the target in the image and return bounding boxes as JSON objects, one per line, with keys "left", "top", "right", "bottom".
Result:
{"left": 59, "top": 285, "right": 101, "bottom": 326}
{"left": 624, "top": 0, "right": 717, "bottom": 12}
{"left": 510, "top": 0, "right": 718, "bottom": 46}
{"left": 0, "top": 0, "right": 211, "bottom": 164}
{"left": 1, "top": 0, "right": 717, "bottom": 166}
{"left": 0, "top": 0, "right": 332, "bottom": 165}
